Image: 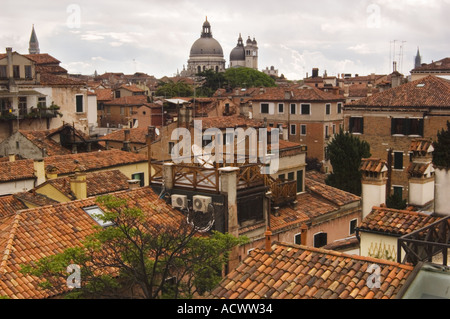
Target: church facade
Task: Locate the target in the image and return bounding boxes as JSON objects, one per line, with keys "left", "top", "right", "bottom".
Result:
{"left": 181, "top": 18, "right": 258, "bottom": 77}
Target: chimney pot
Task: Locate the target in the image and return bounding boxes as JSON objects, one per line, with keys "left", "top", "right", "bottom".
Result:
{"left": 265, "top": 228, "right": 273, "bottom": 253}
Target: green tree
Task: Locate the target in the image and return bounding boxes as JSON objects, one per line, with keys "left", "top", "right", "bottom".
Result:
{"left": 195, "top": 69, "right": 226, "bottom": 97}
{"left": 433, "top": 121, "right": 450, "bottom": 169}
{"left": 223, "top": 67, "right": 276, "bottom": 88}
{"left": 325, "top": 131, "right": 371, "bottom": 196}
{"left": 386, "top": 193, "right": 407, "bottom": 210}
{"left": 155, "top": 80, "right": 193, "bottom": 98}
{"left": 21, "top": 195, "right": 247, "bottom": 299}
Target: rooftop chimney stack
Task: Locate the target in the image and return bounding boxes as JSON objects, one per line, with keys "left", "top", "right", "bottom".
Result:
{"left": 70, "top": 167, "right": 87, "bottom": 200}
{"left": 360, "top": 158, "right": 388, "bottom": 219}
{"left": 122, "top": 129, "right": 131, "bottom": 152}
{"left": 265, "top": 228, "right": 273, "bottom": 253}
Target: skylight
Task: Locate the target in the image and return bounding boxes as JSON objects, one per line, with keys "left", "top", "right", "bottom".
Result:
{"left": 83, "top": 206, "right": 114, "bottom": 228}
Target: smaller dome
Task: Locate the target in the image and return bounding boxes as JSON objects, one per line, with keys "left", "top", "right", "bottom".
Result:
{"left": 230, "top": 46, "right": 245, "bottom": 61}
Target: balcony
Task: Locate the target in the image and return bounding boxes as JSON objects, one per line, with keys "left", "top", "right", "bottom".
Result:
{"left": 0, "top": 107, "right": 60, "bottom": 121}
{"left": 397, "top": 215, "right": 450, "bottom": 266}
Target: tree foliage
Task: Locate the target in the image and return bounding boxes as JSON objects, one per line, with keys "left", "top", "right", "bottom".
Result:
{"left": 21, "top": 195, "right": 247, "bottom": 299}
{"left": 223, "top": 67, "right": 276, "bottom": 89}
{"left": 325, "top": 131, "right": 371, "bottom": 196}
{"left": 386, "top": 193, "right": 407, "bottom": 210}
{"left": 155, "top": 80, "right": 193, "bottom": 98}
{"left": 433, "top": 121, "right": 450, "bottom": 169}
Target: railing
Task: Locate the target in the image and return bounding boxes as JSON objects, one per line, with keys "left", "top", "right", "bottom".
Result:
{"left": 149, "top": 156, "right": 298, "bottom": 206}
{"left": 397, "top": 215, "right": 450, "bottom": 266}
{"left": 0, "top": 108, "right": 59, "bottom": 121}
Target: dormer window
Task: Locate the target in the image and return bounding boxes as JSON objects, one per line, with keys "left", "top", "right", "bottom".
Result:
{"left": 83, "top": 206, "right": 114, "bottom": 228}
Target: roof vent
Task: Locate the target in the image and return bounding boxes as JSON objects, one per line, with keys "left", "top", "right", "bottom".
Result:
{"left": 416, "top": 83, "right": 425, "bottom": 88}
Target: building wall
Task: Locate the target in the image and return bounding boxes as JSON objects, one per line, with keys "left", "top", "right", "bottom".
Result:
{"left": 359, "top": 232, "right": 402, "bottom": 261}
{"left": 344, "top": 110, "right": 450, "bottom": 200}
{"left": 306, "top": 205, "right": 361, "bottom": 248}
{"left": 36, "top": 183, "right": 72, "bottom": 203}
{"left": 435, "top": 168, "right": 450, "bottom": 216}
{"left": 0, "top": 179, "right": 35, "bottom": 196}
{"left": 0, "top": 132, "right": 43, "bottom": 158}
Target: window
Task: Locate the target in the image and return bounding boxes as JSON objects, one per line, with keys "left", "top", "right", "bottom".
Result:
{"left": 37, "top": 97, "right": 46, "bottom": 108}
{"left": 120, "top": 107, "right": 125, "bottom": 116}
{"left": 349, "top": 117, "right": 364, "bottom": 134}
{"left": 290, "top": 124, "right": 296, "bottom": 136}
{"left": 337, "top": 103, "right": 342, "bottom": 114}
{"left": 278, "top": 174, "right": 285, "bottom": 181}
{"left": 301, "top": 104, "right": 311, "bottom": 115}
{"left": 223, "top": 132, "right": 233, "bottom": 145}
{"left": 13, "top": 65, "right": 20, "bottom": 78}
{"left": 314, "top": 232, "right": 327, "bottom": 248}
{"left": 18, "top": 97, "right": 27, "bottom": 116}
{"left": 132, "top": 172, "right": 145, "bottom": 187}
{"left": 391, "top": 118, "right": 424, "bottom": 136}
{"left": 83, "top": 206, "right": 114, "bottom": 228}
{"left": 261, "top": 103, "right": 269, "bottom": 114}
{"left": 394, "top": 152, "right": 403, "bottom": 170}
{"left": 325, "top": 126, "right": 329, "bottom": 138}
{"left": 278, "top": 103, "right": 284, "bottom": 114}
{"left": 297, "top": 170, "right": 303, "bottom": 193}
{"left": 25, "top": 65, "right": 32, "bottom": 79}
{"left": 350, "top": 219, "right": 358, "bottom": 235}
{"left": 288, "top": 172, "right": 295, "bottom": 181}
{"left": 393, "top": 186, "right": 403, "bottom": 199}
{"left": 326, "top": 104, "right": 331, "bottom": 115}
{"left": 294, "top": 233, "right": 302, "bottom": 245}
{"left": 290, "top": 103, "right": 296, "bottom": 115}
{"left": 333, "top": 124, "right": 336, "bottom": 135}
{"left": 115, "top": 90, "right": 121, "bottom": 99}
{"left": 300, "top": 125, "right": 307, "bottom": 136}
{"left": 76, "top": 95, "right": 84, "bottom": 113}
{"left": 0, "top": 65, "right": 6, "bottom": 78}
{"left": 168, "top": 142, "right": 175, "bottom": 155}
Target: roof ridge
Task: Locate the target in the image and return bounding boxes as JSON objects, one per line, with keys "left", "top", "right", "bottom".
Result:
{"left": 0, "top": 213, "right": 22, "bottom": 275}
{"left": 371, "top": 206, "right": 433, "bottom": 218}
{"left": 274, "top": 241, "right": 414, "bottom": 270}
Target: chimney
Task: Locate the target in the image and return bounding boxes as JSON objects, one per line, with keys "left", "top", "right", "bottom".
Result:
{"left": 300, "top": 224, "right": 308, "bottom": 246}
{"left": 360, "top": 158, "right": 388, "bottom": 219}
{"left": 33, "top": 159, "right": 46, "bottom": 186}
{"left": 70, "top": 168, "right": 87, "bottom": 200}
{"left": 265, "top": 228, "right": 273, "bottom": 253}
{"left": 45, "top": 165, "right": 59, "bottom": 180}
{"left": 6, "top": 47, "right": 17, "bottom": 92}
{"left": 127, "top": 179, "right": 140, "bottom": 190}
{"left": 408, "top": 139, "right": 435, "bottom": 209}
{"left": 219, "top": 167, "right": 240, "bottom": 269}
{"left": 8, "top": 154, "right": 15, "bottom": 162}
{"left": 122, "top": 129, "right": 131, "bottom": 152}
{"left": 312, "top": 68, "right": 319, "bottom": 78}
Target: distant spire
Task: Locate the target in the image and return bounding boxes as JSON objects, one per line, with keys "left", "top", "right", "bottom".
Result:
{"left": 29, "top": 25, "right": 40, "bottom": 54}
{"left": 415, "top": 47, "right": 422, "bottom": 69}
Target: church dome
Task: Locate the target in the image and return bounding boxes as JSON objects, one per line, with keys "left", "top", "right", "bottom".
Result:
{"left": 190, "top": 37, "right": 224, "bottom": 57}
{"left": 189, "top": 18, "right": 224, "bottom": 57}
{"left": 230, "top": 34, "right": 245, "bottom": 61}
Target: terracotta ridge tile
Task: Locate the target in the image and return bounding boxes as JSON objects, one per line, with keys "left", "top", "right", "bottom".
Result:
{"left": 0, "top": 213, "right": 22, "bottom": 275}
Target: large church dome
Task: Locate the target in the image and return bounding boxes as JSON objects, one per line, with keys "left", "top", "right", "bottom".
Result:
{"left": 230, "top": 34, "right": 245, "bottom": 61}
{"left": 189, "top": 18, "right": 224, "bottom": 57}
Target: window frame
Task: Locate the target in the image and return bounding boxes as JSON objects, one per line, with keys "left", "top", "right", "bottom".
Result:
{"left": 260, "top": 103, "right": 269, "bottom": 114}
{"left": 301, "top": 104, "right": 311, "bottom": 115}
{"left": 75, "top": 94, "right": 84, "bottom": 113}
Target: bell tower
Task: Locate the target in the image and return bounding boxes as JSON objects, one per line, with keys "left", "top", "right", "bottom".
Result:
{"left": 29, "top": 25, "right": 40, "bottom": 54}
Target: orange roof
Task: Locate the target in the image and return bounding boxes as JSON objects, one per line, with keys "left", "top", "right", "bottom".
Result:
{"left": 0, "top": 195, "right": 27, "bottom": 219}
{"left": 409, "top": 139, "right": 434, "bottom": 153}
{"left": 104, "top": 95, "right": 148, "bottom": 106}
{"left": 347, "top": 76, "right": 450, "bottom": 108}
{"left": 210, "top": 242, "right": 414, "bottom": 299}
{"left": 0, "top": 187, "right": 185, "bottom": 299}
{"left": 99, "top": 128, "right": 148, "bottom": 144}
{"left": 358, "top": 207, "right": 441, "bottom": 237}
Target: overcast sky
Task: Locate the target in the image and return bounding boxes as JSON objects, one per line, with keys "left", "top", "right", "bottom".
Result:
{"left": 1, "top": 0, "right": 449, "bottom": 80}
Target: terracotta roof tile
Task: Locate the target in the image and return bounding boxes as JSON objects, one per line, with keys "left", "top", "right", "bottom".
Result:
{"left": 99, "top": 128, "right": 148, "bottom": 144}
{"left": 104, "top": 95, "right": 148, "bottom": 106}
{"left": 360, "top": 158, "right": 388, "bottom": 173}
{"left": 0, "top": 196, "right": 28, "bottom": 219}
{"left": 210, "top": 242, "right": 414, "bottom": 299}
{"left": 358, "top": 207, "right": 441, "bottom": 237}
{"left": 43, "top": 170, "right": 131, "bottom": 199}
{"left": 0, "top": 187, "right": 185, "bottom": 299}
{"left": 250, "top": 86, "right": 344, "bottom": 102}
{"left": 347, "top": 76, "right": 450, "bottom": 108}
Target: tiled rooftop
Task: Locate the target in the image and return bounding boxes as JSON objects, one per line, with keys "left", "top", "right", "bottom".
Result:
{"left": 357, "top": 207, "right": 441, "bottom": 237}
{"left": 411, "top": 57, "right": 450, "bottom": 72}
{"left": 0, "top": 195, "right": 27, "bottom": 219}
{"left": 409, "top": 139, "right": 434, "bottom": 153}
{"left": 209, "top": 242, "right": 414, "bottom": 299}
{"left": 104, "top": 95, "right": 148, "bottom": 106}
{"left": 0, "top": 187, "right": 185, "bottom": 299}
{"left": 250, "top": 86, "right": 344, "bottom": 102}
{"left": 347, "top": 75, "right": 450, "bottom": 108}
{"left": 0, "top": 150, "right": 147, "bottom": 183}
{"left": 44, "top": 170, "right": 131, "bottom": 199}
{"left": 196, "top": 115, "right": 264, "bottom": 130}
{"left": 99, "top": 128, "right": 148, "bottom": 144}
